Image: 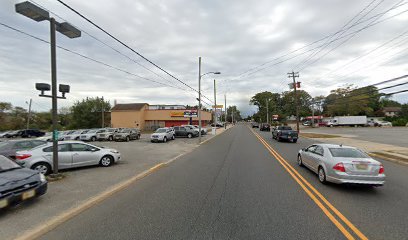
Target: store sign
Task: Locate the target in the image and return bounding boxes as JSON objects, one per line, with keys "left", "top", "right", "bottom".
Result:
{"left": 212, "top": 105, "right": 223, "bottom": 109}
{"left": 184, "top": 110, "right": 198, "bottom": 118}
{"left": 170, "top": 110, "right": 198, "bottom": 118}
{"left": 272, "top": 114, "right": 279, "bottom": 120}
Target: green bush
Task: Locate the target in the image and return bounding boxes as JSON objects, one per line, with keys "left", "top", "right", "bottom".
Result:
{"left": 391, "top": 118, "right": 408, "bottom": 126}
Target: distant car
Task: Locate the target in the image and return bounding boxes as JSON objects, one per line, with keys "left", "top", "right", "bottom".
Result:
{"left": 0, "top": 131, "right": 12, "bottom": 138}
{"left": 19, "top": 129, "right": 45, "bottom": 138}
{"left": 260, "top": 123, "right": 270, "bottom": 131}
{"left": 150, "top": 127, "right": 175, "bottom": 143}
{"left": 0, "top": 155, "right": 47, "bottom": 210}
{"left": 15, "top": 141, "right": 121, "bottom": 175}
{"left": 302, "top": 121, "right": 311, "bottom": 126}
{"left": 0, "top": 140, "right": 47, "bottom": 160}
{"left": 80, "top": 129, "right": 104, "bottom": 142}
{"left": 174, "top": 126, "right": 198, "bottom": 138}
{"left": 211, "top": 123, "right": 224, "bottom": 127}
{"left": 113, "top": 128, "right": 140, "bottom": 142}
{"left": 36, "top": 132, "right": 53, "bottom": 142}
{"left": 183, "top": 125, "right": 207, "bottom": 135}
{"left": 297, "top": 144, "right": 385, "bottom": 186}
{"left": 58, "top": 130, "right": 75, "bottom": 141}
{"left": 272, "top": 126, "right": 298, "bottom": 143}
{"left": 376, "top": 121, "right": 392, "bottom": 127}
{"left": 64, "top": 130, "right": 89, "bottom": 141}
{"left": 96, "top": 128, "right": 118, "bottom": 141}
{"left": 251, "top": 122, "right": 259, "bottom": 128}
{"left": 4, "top": 130, "right": 22, "bottom": 138}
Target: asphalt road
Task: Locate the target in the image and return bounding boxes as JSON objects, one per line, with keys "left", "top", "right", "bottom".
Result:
{"left": 301, "top": 126, "right": 408, "bottom": 147}
{"left": 39, "top": 124, "right": 408, "bottom": 240}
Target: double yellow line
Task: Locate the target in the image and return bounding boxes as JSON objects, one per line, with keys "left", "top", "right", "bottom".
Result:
{"left": 250, "top": 128, "right": 368, "bottom": 240}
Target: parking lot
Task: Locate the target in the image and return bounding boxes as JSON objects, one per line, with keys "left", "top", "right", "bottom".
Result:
{"left": 0, "top": 129, "right": 226, "bottom": 240}
{"left": 301, "top": 126, "right": 408, "bottom": 147}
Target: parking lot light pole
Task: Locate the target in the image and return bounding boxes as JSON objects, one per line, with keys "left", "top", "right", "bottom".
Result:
{"left": 16, "top": 1, "right": 80, "bottom": 177}
{"left": 197, "top": 56, "right": 220, "bottom": 143}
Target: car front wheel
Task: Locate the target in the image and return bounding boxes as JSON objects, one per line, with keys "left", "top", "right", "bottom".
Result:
{"left": 297, "top": 155, "right": 303, "bottom": 167}
{"left": 187, "top": 133, "right": 192, "bottom": 138}
{"left": 91, "top": 136, "right": 96, "bottom": 141}
{"left": 100, "top": 155, "right": 113, "bottom": 167}
{"left": 32, "top": 162, "right": 51, "bottom": 175}
{"left": 172, "top": 135, "right": 175, "bottom": 140}
{"left": 163, "top": 137, "right": 167, "bottom": 143}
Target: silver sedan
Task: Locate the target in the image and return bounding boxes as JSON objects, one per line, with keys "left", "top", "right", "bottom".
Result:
{"left": 298, "top": 144, "right": 385, "bottom": 186}
{"left": 14, "top": 141, "right": 121, "bottom": 175}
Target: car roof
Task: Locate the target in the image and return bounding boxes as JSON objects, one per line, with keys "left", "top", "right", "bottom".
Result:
{"left": 314, "top": 143, "right": 356, "bottom": 149}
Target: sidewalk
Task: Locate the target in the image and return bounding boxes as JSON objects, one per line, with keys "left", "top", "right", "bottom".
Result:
{"left": 301, "top": 133, "right": 408, "bottom": 166}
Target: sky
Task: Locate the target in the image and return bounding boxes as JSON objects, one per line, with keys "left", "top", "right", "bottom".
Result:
{"left": 1, "top": 0, "right": 408, "bottom": 116}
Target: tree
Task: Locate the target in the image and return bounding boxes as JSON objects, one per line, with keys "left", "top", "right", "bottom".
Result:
{"left": 281, "top": 90, "right": 312, "bottom": 117}
{"left": 69, "top": 97, "right": 111, "bottom": 129}
{"left": 226, "top": 106, "right": 242, "bottom": 122}
{"left": 250, "top": 91, "right": 282, "bottom": 122}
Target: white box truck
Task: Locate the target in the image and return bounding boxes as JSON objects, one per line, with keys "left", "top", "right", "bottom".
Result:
{"left": 326, "top": 116, "right": 367, "bottom": 127}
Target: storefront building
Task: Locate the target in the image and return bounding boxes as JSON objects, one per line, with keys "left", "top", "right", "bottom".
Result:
{"left": 111, "top": 103, "right": 212, "bottom": 130}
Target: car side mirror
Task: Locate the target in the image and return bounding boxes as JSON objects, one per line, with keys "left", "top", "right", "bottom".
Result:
{"left": 303, "top": 148, "right": 307, "bottom": 152}
{"left": 90, "top": 148, "right": 99, "bottom": 152}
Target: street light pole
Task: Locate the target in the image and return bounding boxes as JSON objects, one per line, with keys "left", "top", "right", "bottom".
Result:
{"left": 266, "top": 99, "right": 269, "bottom": 125}
{"left": 198, "top": 57, "right": 202, "bottom": 143}
{"left": 213, "top": 79, "right": 217, "bottom": 134}
{"left": 26, "top": 98, "right": 32, "bottom": 129}
{"left": 50, "top": 17, "right": 59, "bottom": 176}
{"left": 224, "top": 94, "right": 227, "bottom": 129}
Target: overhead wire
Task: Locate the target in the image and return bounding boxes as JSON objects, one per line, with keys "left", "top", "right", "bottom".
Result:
{"left": 55, "top": 0, "right": 214, "bottom": 104}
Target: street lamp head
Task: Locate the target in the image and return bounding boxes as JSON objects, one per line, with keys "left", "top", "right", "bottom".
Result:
{"left": 59, "top": 84, "right": 70, "bottom": 94}
{"left": 36, "top": 83, "right": 50, "bottom": 95}
{"left": 56, "top": 22, "right": 81, "bottom": 38}
{"left": 15, "top": 1, "right": 49, "bottom": 22}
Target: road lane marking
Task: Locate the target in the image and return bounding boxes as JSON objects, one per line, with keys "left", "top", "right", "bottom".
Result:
{"left": 250, "top": 128, "right": 368, "bottom": 240}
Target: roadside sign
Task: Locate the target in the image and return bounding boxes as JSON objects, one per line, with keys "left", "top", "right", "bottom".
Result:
{"left": 184, "top": 110, "right": 198, "bottom": 118}
{"left": 212, "top": 105, "right": 223, "bottom": 109}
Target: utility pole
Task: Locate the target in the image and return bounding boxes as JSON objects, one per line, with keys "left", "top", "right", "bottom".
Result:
{"left": 224, "top": 94, "right": 227, "bottom": 129}
{"left": 50, "top": 17, "right": 59, "bottom": 176}
{"left": 311, "top": 98, "right": 315, "bottom": 128}
{"left": 213, "top": 79, "right": 217, "bottom": 134}
{"left": 266, "top": 99, "right": 269, "bottom": 125}
{"left": 101, "top": 96, "right": 105, "bottom": 128}
{"left": 26, "top": 98, "right": 32, "bottom": 129}
{"left": 198, "top": 57, "right": 202, "bottom": 143}
{"left": 288, "top": 71, "right": 300, "bottom": 133}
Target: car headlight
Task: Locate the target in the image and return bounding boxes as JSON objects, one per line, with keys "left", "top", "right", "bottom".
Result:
{"left": 110, "top": 149, "right": 119, "bottom": 154}
{"left": 40, "top": 173, "right": 47, "bottom": 182}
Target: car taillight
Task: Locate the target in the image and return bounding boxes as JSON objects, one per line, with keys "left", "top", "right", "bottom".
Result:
{"left": 15, "top": 154, "right": 31, "bottom": 160}
{"left": 333, "top": 162, "right": 346, "bottom": 172}
{"left": 379, "top": 164, "right": 384, "bottom": 174}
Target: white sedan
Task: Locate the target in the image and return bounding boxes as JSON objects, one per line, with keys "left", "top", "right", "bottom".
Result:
{"left": 151, "top": 128, "right": 175, "bottom": 143}
{"left": 298, "top": 144, "right": 385, "bottom": 186}
{"left": 14, "top": 141, "right": 120, "bottom": 175}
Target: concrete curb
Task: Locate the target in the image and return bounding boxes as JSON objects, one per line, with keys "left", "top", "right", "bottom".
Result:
{"left": 368, "top": 153, "right": 408, "bottom": 166}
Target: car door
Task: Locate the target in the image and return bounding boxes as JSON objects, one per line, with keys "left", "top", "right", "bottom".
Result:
{"left": 179, "top": 127, "right": 187, "bottom": 136}
{"left": 310, "top": 145, "right": 325, "bottom": 172}
{"left": 70, "top": 143, "right": 100, "bottom": 167}
{"left": 42, "top": 144, "right": 72, "bottom": 169}
{"left": 302, "top": 145, "right": 317, "bottom": 168}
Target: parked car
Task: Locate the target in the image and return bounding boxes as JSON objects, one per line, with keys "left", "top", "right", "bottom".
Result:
{"left": 58, "top": 130, "right": 75, "bottom": 141}
{"left": 4, "top": 130, "right": 22, "bottom": 138}
{"left": 211, "top": 123, "right": 224, "bottom": 127}
{"left": 113, "top": 128, "right": 140, "bottom": 142}
{"left": 0, "top": 140, "right": 47, "bottom": 160}
{"left": 302, "top": 121, "right": 311, "bottom": 126}
{"left": 297, "top": 144, "right": 385, "bottom": 186}
{"left": 15, "top": 141, "right": 121, "bottom": 175}
{"left": 19, "top": 129, "right": 45, "bottom": 138}
{"left": 376, "top": 121, "right": 392, "bottom": 127}
{"left": 260, "top": 123, "right": 271, "bottom": 131}
{"left": 80, "top": 129, "right": 104, "bottom": 142}
{"left": 174, "top": 126, "right": 199, "bottom": 138}
{"left": 96, "top": 128, "right": 118, "bottom": 141}
{"left": 0, "top": 131, "right": 12, "bottom": 138}
{"left": 183, "top": 125, "right": 207, "bottom": 135}
{"left": 63, "top": 130, "right": 89, "bottom": 141}
{"left": 251, "top": 122, "right": 259, "bottom": 128}
{"left": 272, "top": 126, "right": 298, "bottom": 143}
{"left": 0, "top": 155, "right": 47, "bottom": 210}
{"left": 150, "top": 127, "right": 175, "bottom": 143}
{"left": 36, "top": 132, "right": 52, "bottom": 142}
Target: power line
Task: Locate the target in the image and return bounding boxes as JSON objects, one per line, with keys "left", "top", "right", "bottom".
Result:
{"left": 56, "top": 0, "right": 214, "bottom": 104}
{"left": 298, "top": 0, "right": 405, "bottom": 72}
{"left": 0, "top": 21, "right": 212, "bottom": 107}
{"left": 29, "top": 0, "right": 189, "bottom": 92}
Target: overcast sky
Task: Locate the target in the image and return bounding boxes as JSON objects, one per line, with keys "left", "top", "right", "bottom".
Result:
{"left": 1, "top": 0, "right": 408, "bottom": 116}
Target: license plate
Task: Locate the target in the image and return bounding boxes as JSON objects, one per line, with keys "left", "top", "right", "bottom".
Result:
{"left": 0, "top": 199, "right": 8, "bottom": 208}
{"left": 356, "top": 164, "right": 368, "bottom": 170}
{"left": 22, "top": 190, "right": 35, "bottom": 200}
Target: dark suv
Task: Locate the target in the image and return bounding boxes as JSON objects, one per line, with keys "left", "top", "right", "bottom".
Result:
{"left": 260, "top": 123, "right": 270, "bottom": 131}
{"left": 174, "top": 126, "right": 199, "bottom": 138}
{"left": 19, "top": 129, "right": 45, "bottom": 138}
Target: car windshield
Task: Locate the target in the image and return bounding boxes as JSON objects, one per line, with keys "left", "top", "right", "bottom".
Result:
{"left": 280, "top": 126, "right": 292, "bottom": 130}
{"left": 87, "top": 130, "right": 97, "bottom": 133}
{"left": 155, "top": 129, "right": 167, "bottom": 133}
{"left": 0, "top": 155, "right": 21, "bottom": 172}
{"left": 119, "top": 129, "right": 130, "bottom": 133}
{"left": 71, "top": 131, "right": 82, "bottom": 134}
{"left": 329, "top": 148, "right": 369, "bottom": 158}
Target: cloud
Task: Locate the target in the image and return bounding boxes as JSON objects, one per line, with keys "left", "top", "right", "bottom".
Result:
{"left": 1, "top": 0, "right": 407, "bottom": 116}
